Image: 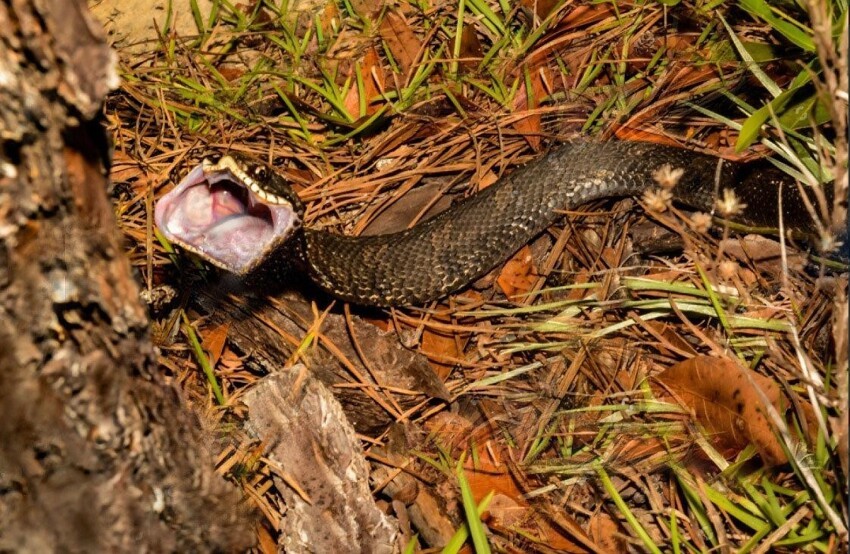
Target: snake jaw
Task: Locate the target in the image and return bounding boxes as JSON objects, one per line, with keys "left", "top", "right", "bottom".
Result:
{"left": 155, "top": 157, "right": 301, "bottom": 275}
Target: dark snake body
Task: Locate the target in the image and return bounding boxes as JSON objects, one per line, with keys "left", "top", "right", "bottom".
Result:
{"left": 297, "top": 141, "right": 827, "bottom": 306}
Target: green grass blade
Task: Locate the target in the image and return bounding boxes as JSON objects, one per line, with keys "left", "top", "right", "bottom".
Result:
{"left": 718, "top": 13, "right": 781, "bottom": 96}
{"left": 596, "top": 462, "right": 662, "bottom": 554}
{"left": 737, "top": 0, "right": 815, "bottom": 52}
{"left": 442, "top": 472, "right": 494, "bottom": 554}
{"left": 455, "top": 459, "right": 492, "bottom": 554}
{"left": 181, "top": 312, "right": 225, "bottom": 405}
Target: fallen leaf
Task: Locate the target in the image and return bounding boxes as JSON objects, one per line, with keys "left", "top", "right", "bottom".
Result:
{"left": 465, "top": 460, "right": 523, "bottom": 507}
{"left": 646, "top": 321, "right": 698, "bottom": 356}
{"left": 497, "top": 246, "right": 538, "bottom": 301}
{"left": 320, "top": 0, "right": 340, "bottom": 35}
{"left": 361, "top": 180, "right": 453, "bottom": 236}
{"left": 348, "top": 0, "right": 383, "bottom": 19}
{"left": 217, "top": 66, "right": 245, "bottom": 82}
{"left": 612, "top": 125, "right": 683, "bottom": 147}
{"left": 424, "top": 412, "right": 476, "bottom": 450}
{"left": 566, "top": 270, "right": 592, "bottom": 301}
{"left": 559, "top": 4, "right": 617, "bottom": 29}
{"left": 653, "top": 355, "right": 812, "bottom": 465}
{"left": 512, "top": 64, "right": 552, "bottom": 150}
{"left": 520, "top": 0, "right": 561, "bottom": 18}
{"left": 342, "top": 47, "right": 387, "bottom": 118}
{"left": 665, "top": 34, "right": 699, "bottom": 53}
{"left": 476, "top": 169, "right": 499, "bottom": 190}
{"left": 485, "top": 494, "right": 526, "bottom": 528}
{"left": 217, "top": 348, "right": 244, "bottom": 373}
{"left": 201, "top": 322, "right": 230, "bottom": 367}
{"left": 588, "top": 512, "right": 628, "bottom": 552}
{"left": 458, "top": 24, "right": 482, "bottom": 71}
{"left": 600, "top": 245, "right": 622, "bottom": 268}
{"left": 235, "top": 2, "right": 272, "bottom": 22}
{"left": 720, "top": 235, "right": 806, "bottom": 279}
{"left": 419, "top": 325, "right": 462, "bottom": 380}
{"left": 463, "top": 445, "right": 585, "bottom": 552}
{"left": 379, "top": 11, "right": 420, "bottom": 78}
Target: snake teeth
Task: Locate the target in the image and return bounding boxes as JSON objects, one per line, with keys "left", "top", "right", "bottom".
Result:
{"left": 206, "top": 156, "right": 292, "bottom": 206}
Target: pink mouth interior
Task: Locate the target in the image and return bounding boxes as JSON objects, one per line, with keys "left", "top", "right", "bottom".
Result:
{"left": 155, "top": 164, "right": 297, "bottom": 273}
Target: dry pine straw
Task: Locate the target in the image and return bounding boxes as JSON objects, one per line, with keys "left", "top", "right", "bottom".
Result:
{"left": 105, "top": 2, "right": 845, "bottom": 550}
{"left": 111, "top": 118, "right": 842, "bottom": 550}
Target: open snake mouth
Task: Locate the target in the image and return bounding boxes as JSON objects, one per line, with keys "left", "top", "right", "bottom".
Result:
{"left": 155, "top": 157, "right": 300, "bottom": 274}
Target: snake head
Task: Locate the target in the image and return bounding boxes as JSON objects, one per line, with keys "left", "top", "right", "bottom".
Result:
{"left": 155, "top": 155, "right": 303, "bottom": 275}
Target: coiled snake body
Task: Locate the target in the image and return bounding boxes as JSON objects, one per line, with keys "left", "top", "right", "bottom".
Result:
{"left": 155, "top": 141, "right": 829, "bottom": 307}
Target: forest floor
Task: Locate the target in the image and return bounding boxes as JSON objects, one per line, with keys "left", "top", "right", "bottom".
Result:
{"left": 96, "top": 0, "right": 847, "bottom": 551}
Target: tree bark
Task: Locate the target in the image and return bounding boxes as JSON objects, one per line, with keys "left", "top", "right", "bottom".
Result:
{"left": 245, "top": 367, "right": 401, "bottom": 553}
{"left": 0, "top": 0, "right": 253, "bottom": 550}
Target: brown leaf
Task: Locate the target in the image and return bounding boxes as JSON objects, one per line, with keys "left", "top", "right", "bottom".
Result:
{"left": 320, "top": 0, "right": 340, "bottom": 34}
{"left": 361, "top": 180, "right": 453, "bottom": 236}
{"left": 201, "top": 322, "right": 230, "bottom": 367}
{"left": 379, "top": 11, "right": 420, "bottom": 78}
{"left": 520, "top": 0, "right": 561, "bottom": 18}
{"left": 720, "top": 235, "right": 807, "bottom": 279}
{"left": 512, "top": 64, "right": 551, "bottom": 150}
{"left": 646, "top": 321, "right": 699, "bottom": 356}
{"left": 653, "top": 356, "right": 802, "bottom": 465}
{"left": 511, "top": 113, "right": 542, "bottom": 150}
{"left": 419, "top": 326, "right": 462, "bottom": 380}
{"left": 559, "top": 3, "right": 617, "bottom": 29}
{"left": 588, "top": 512, "right": 628, "bottom": 552}
{"left": 463, "top": 448, "right": 585, "bottom": 552}
{"left": 485, "top": 494, "right": 526, "bottom": 528}
{"left": 217, "top": 66, "right": 245, "bottom": 82}
{"left": 217, "top": 348, "right": 243, "bottom": 373}
{"left": 566, "top": 270, "right": 592, "bottom": 301}
{"left": 424, "top": 412, "right": 475, "bottom": 449}
{"left": 612, "top": 125, "right": 682, "bottom": 147}
{"left": 342, "top": 47, "right": 386, "bottom": 118}
{"left": 458, "top": 24, "right": 483, "bottom": 70}
{"left": 348, "top": 0, "right": 383, "bottom": 19}
{"left": 466, "top": 462, "right": 524, "bottom": 508}
{"left": 476, "top": 169, "right": 499, "bottom": 190}
{"left": 497, "top": 246, "right": 538, "bottom": 301}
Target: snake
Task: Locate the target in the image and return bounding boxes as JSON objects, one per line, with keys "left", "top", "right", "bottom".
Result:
{"left": 154, "top": 141, "right": 832, "bottom": 307}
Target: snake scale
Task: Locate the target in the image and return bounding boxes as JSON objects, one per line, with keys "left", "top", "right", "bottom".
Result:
{"left": 155, "top": 141, "right": 831, "bottom": 307}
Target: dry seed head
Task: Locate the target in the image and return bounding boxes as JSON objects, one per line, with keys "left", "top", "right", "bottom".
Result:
{"left": 652, "top": 164, "right": 685, "bottom": 189}
{"left": 642, "top": 188, "right": 674, "bottom": 213}
{"left": 690, "top": 212, "right": 713, "bottom": 233}
{"left": 818, "top": 232, "right": 842, "bottom": 254}
{"left": 716, "top": 188, "right": 747, "bottom": 217}
{"left": 717, "top": 260, "right": 739, "bottom": 281}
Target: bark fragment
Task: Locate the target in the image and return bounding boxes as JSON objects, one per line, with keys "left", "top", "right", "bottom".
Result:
{"left": 245, "top": 367, "right": 401, "bottom": 553}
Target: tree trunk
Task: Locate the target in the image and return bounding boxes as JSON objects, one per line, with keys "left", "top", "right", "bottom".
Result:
{"left": 0, "top": 0, "right": 252, "bottom": 550}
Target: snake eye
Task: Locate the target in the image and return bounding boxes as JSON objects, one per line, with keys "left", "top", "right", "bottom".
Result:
{"left": 254, "top": 166, "right": 268, "bottom": 180}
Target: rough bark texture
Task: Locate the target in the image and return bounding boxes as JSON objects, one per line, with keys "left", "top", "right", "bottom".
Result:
{"left": 0, "top": 0, "right": 252, "bottom": 550}
{"left": 245, "top": 367, "right": 401, "bottom": 553}
{"left": 197, "top": 289, "right": 449, "bottom": 435}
